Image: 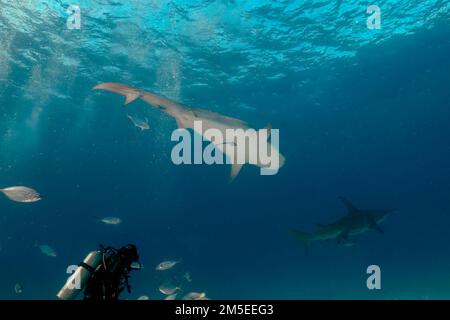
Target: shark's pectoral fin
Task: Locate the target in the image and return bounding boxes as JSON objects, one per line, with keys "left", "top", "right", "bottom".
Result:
{"left": 369, "top": 216, "right": 384, "bottom": 233}
{"left": 372, "top": 223, "right": 384, "bottom": 233}
{"left": 376, "top": 226, "right": 384, "bottom": 233}
{"left": 175, "top": 117, "right": 187, "bottom": 129}
{"left": 229, "top": 163, "right": 244, "bottom": 183}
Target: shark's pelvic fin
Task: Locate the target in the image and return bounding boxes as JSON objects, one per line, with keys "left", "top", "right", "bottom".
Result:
{"left": 338, "top": 196, "right": 360, "bottom": 216}
{"left": 229, "top": 163, "right": 244, "bottom": 183}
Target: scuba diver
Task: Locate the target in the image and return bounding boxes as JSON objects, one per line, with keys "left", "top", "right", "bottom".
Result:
{"left": 57, "top": 244, "right": 141, "bottom": 300}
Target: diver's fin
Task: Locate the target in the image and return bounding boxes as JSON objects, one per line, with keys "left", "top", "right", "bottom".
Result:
{"left": 338, "top": 196, "right": 360, "bottom": 216}
{"left": 289, "top": 229, "right": 312, "bottom": 256}
{"left": 229, "top": 163, "right": 244, "bottom": 183}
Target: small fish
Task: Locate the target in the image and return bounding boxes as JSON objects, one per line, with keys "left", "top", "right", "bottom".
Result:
{"left": 184, "top": 272, "right": 192, "bottom": 283}
{"left": 127, "top": 114, "right": 150, "bottom": 131}
{"left": 137, "top": 295, "right": 150, "bottom": 300}
{"left": 0, "top": 186, "right": 41, "bottom": 203}
{"left": 100, "top": 217, "right": 122, "bottom": 225}
{"left": 37, "top": 244, "right": 57, "bottom": 257}
{"left": 182, "top": 292, "right": 206, "bottom": 300}
{"left": 14, "top": 283, "right": 23, "bottom": 294}
{"left": 159, "top": 283, "right": 180, "bottom": 295}
{"left": 156, "top": 260, "right": 180, "bottom": 271}
{"left": 164, "top": 293, "right": 178, "bottom": 300}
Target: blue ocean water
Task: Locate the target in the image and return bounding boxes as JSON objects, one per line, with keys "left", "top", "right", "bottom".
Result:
{"left": 0, "top": 0, "right": 449, "bottom": 300}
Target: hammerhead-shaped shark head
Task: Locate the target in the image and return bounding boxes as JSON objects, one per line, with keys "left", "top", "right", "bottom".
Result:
{"left": 93, "top": 83, "right": 285, "bottom": 181}
{"left": 290, "top": 196, "right": 394, "bottom": 254}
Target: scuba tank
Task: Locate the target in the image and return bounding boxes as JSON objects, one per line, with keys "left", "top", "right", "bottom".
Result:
{"left": 57, "top": 250, "right": 103, "bottom": 300}
{"left": 81, "top": 244, "right": 140, "bottom": 300}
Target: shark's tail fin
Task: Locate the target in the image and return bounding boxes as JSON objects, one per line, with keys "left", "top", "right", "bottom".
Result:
{"left": 289, "top": 229, "right": 312, "bottom": 255}
{"left": 93, "top": 83, "right": 142, "bottom": 105}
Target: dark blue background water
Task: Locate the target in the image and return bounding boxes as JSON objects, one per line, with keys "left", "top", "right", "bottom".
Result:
{"left": 0, "top": 1, "right": 449, "bottom": 299}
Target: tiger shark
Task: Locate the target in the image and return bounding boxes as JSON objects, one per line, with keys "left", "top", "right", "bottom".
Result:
{"left": 290, "top": 196, "right": 394, "bottom": 253}
{"left": 93, "top": 83, "right": 285, "bottom": 181}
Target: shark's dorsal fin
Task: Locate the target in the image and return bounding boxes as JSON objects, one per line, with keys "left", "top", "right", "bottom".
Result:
{"left": 125, "top": 92, "right": 141, "bottom": 105}
{"left": 339, "top": 196, "right": 359, "bottom": 216}
{"left": 93, "top": 83, "right": 142, "bottom": 106}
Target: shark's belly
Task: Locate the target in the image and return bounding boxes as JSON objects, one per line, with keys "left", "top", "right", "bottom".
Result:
{"left": 190, "top": 121, "right": 283, "bottom": 172}
{"left": 349, "top": 226, "right": 369, "bottom": 236}
{"left": 316, "top": 230, "right": 343, "bottom": 241}
{"left": 201, "top": 129, "right": 259, "bottom": 166}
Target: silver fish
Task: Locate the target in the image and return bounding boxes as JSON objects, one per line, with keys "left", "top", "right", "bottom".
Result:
{"left": 14, "top": 283, "right": 23, "bottom": 294}
{"left": 127, "top": 114, "right": 150, "bottom": 131}
{"left": 184, "top": 272, "right": 192, "bottom": 283}
{"left": 164, "top": 293, "right": 178, "bottom": 300}
{"left": 156, "top": 260, "right": 180, "bottom": 271}
{"left": 182, "top": 292, "right": 206, "bottom": 300}
{"left": 37, "top": 244, "right": 57, "bottom": 257}
{"left": 137, "top": 295, "right": 150, "bottom": 300}
{"left": 0, "top": 186, "right": 41, "bottom": 203}
{"left": 100, "top": 217, "right": 122, "bottom": 225}
{"left": 159, "top": 282, "right": 180, "bottom": 295}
